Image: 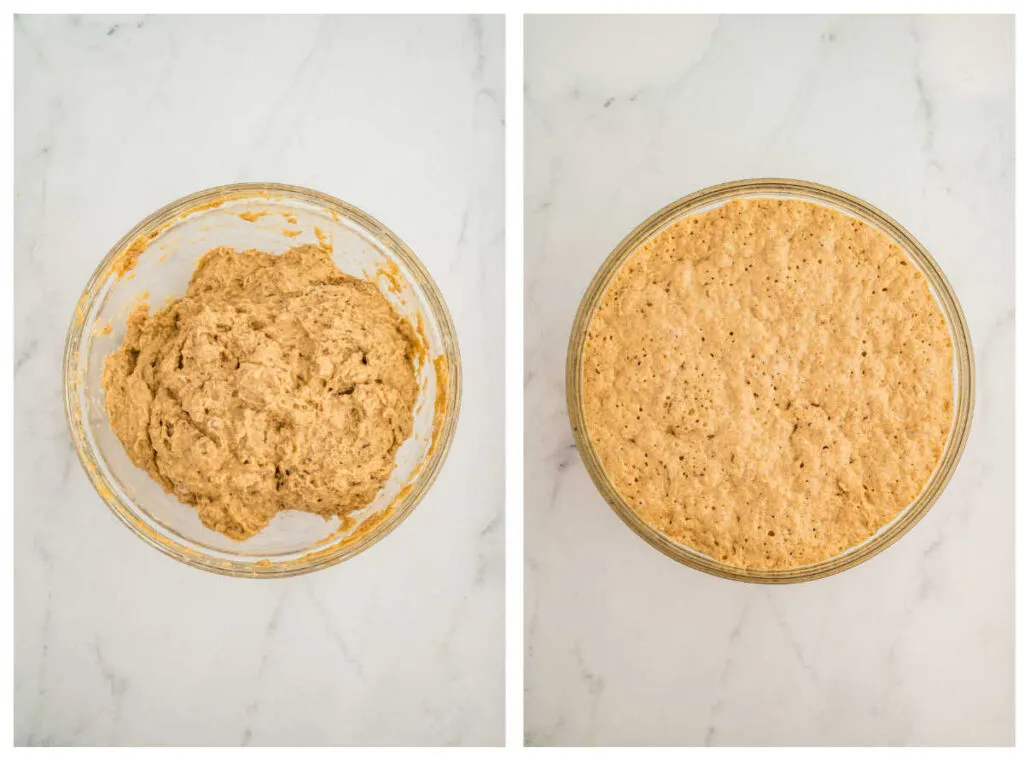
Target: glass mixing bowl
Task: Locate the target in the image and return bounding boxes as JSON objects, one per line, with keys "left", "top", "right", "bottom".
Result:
{"left": 567, "top": 178, "right": 974, "bottom": 583}
{"left": 64, "top": 183, "right": 461, "bottom": 577}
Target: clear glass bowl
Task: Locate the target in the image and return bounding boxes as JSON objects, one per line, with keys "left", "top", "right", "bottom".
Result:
{"left": 64, "top": 183, "right": 461, "bottom": 577}
{"left": 567, "top": 178, "right": 975, "bottom": 583}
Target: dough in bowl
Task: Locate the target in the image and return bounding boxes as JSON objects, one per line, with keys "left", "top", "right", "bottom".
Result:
{"left": 582, "top": 198, "right": 953, "bottom": 569}
{"left": 102, "top": 244, "right": 419, "bottom": 540}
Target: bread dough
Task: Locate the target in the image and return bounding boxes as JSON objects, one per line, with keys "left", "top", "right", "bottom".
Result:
{"left": 582, "top": 199, "right": 953, "bottom": 569}
{"left": 102, "top": 244, "right": 419, "bottom": 540}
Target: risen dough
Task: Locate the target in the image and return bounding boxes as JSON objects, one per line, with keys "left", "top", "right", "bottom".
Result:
{"left": 102, "top": 244, "right": 419, "bottom": 539}
{"left": 582, "top": 199, "right": 953, "bottom": 569}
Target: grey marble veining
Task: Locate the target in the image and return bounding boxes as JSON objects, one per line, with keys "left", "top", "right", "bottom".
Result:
{"left": 15, "top": 14, "right": 504, "bottom": 746}
{"left": 524, "top": 14, "right": 1012, "bottom": 746}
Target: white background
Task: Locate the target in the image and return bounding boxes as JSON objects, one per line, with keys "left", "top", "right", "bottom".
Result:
{"left": 525, "top": 14, "right": 1013, "bottom": 746}
{"left": 14, "top": 14, "right": 504, "bottom": 746}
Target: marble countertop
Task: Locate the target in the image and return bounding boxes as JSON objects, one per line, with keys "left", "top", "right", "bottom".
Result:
{"left": 525, "top": 15, "right": 1013, "bottom": 746}
{"left": 15, "top": 14, "right": 504, "bottom": 746}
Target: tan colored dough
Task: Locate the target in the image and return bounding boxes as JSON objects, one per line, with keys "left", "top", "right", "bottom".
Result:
{"left": 102, "top": 244, "right": 419, "bottom": 540}
{"left": 582, "top": 198, "right": 953, "bottom": 569}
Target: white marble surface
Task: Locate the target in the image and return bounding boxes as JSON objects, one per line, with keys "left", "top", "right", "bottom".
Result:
{"left": 15, "top": 14, "right": 503, "bottom": 746}
{"left": 525, "top": 15, "right": 1012, "bottom": 746}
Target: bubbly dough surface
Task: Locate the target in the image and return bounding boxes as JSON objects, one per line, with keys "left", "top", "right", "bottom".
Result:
{"left": 103, "top": 244, "right": 419, "bottom": 540}
{"left": 582, "top": 198, "right": 954, "bottom": 569}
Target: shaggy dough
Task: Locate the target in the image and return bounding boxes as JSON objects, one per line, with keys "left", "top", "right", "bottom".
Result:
{"left": 102, "top": 244, "right": 419, "bottom": 539}
{"left": 583, "top": 199, "right": 954, "bottom": 569}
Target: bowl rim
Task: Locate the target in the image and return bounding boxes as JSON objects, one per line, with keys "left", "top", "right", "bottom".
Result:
{"left": 63, "top": 182, "right": 462, "bottom": 578}
{"left": 565, "top": 177, "right": 975, "bottom": 584}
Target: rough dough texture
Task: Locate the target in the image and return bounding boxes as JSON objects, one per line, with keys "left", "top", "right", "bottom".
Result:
{"left": 102, "top": 244, "right": 419, "bottom": 540}
{"left": 582, "top": 199, "right": 953, "bottom": 569}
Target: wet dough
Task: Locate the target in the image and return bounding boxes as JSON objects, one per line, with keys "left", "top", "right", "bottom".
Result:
{"left": 102, "top": 244, "right": 419, "bottom": 539}
{"left": 583, "top": 199, "right": 953, "bottom": 569}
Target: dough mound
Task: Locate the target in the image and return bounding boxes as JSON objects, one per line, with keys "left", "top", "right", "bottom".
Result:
{"left": 582, "top": 199, "right": 954, "bottom": 570}
{"left": 102, "top": 244, "right": 419, "bottom": 540}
